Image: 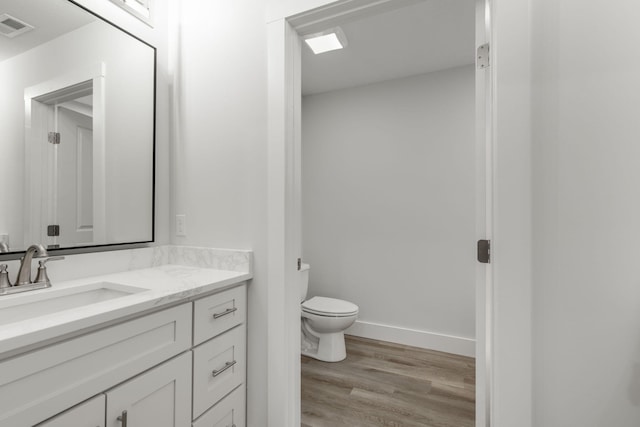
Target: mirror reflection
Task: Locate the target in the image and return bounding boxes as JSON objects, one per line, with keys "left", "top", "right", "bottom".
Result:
{"left": 0, "top": 0, "right": 155, "bottom": 254}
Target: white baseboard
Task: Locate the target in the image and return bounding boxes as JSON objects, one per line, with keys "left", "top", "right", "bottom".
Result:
{"left": 346, "top": 320, "right": 475, "bottom": 358}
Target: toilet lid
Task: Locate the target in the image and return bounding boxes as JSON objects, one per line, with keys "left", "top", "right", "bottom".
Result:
{"left": 302, "top": 296, "right": 359, "bottom": 316}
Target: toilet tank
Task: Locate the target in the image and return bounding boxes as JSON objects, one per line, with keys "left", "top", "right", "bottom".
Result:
{"left": 300, "top": 263, "right": 310, "bottom": 302}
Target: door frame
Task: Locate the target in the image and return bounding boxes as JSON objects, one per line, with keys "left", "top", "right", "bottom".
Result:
{"left": 475, "top": 0, "right": 493, "bottom": 425}
{"left": 23, "top": 63, "right": 107, "bottom": 248}
{"left": 266, "top": 0, "right": 494, "bottom": 425}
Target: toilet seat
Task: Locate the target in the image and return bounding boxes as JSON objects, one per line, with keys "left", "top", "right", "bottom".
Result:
{"left": 302, "top": 296, "right": 359, "bottom": 317}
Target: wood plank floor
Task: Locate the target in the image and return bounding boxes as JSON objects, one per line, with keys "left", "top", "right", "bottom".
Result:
{"left": 301, "top": 335, "right": 475, "bottom": 427}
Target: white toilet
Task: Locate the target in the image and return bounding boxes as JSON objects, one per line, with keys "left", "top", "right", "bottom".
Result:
{"left": 300, "top": 263, "right": 358, "bottom": 362}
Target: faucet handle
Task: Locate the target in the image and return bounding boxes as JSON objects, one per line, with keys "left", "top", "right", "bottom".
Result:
{"left": 41, "top": 256, "right": 65, "bottom": 265}
{"left": 0, "top": 265, "right": 11, "bottom": 289}
{"left": 34, "top": 256, "right": 65, "bottom": 286}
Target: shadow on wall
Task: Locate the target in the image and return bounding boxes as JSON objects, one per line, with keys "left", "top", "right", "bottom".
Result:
{"left": 625, "top": 291, "right": 640, "bottom": 409}
{"left": 628, "top": 362, "right": 640, "bottom": 406}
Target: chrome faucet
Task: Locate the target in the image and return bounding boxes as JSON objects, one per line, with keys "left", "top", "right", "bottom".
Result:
{"left": 15, "top": 244, "right": 48, "bottom": 286}
{"left": 0, "top": 245, "right": 64, "bottom": 296}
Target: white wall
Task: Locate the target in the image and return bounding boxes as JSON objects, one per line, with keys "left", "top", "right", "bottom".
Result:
{"left": 175, "top": 1, "right": 268, "bottom": 426}
{"left": 302, "top": 66, "right": 476, "bottom": 347}
{"left": 532, "top": 1, "right": 640, "bottom": 426}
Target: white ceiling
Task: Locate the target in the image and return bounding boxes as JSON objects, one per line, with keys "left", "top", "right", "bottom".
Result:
{"left": 0, "top": 0, "right": 95, "bottom": 62}
{"left": 301, "top": 0, "right": 476, "bottom": 96}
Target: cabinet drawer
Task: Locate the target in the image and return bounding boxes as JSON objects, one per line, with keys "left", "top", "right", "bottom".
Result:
{"left": 0, "top": 303, "right": 192, "bottom": 427}
{"left": 192, "top": 325, "right": 246, "bottom": 419}
{"left": 36, "top": 394, "right": 105, "bottom": 427}
{"left": 193, "top": 285, "right": 246, "bottom": 346}
{"left": 193, "top": 385, "right": 245, "bottom": 427}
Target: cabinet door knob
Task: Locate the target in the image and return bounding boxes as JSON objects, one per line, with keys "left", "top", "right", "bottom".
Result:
{"left": 213, "top": 307, "right": 237, "bottom": 319}
{"left": 117, "top": 410, "right": 128, "bottom": 427}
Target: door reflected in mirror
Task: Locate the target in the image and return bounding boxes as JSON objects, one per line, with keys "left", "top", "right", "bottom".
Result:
{"left": 58, "top": 94, "right": 95, "bottom": 247}
{"left": 0, "top": 0, "right": 155, "bottom": 254}
{"left": 37, "top": 85, "right": 95, "bottom": 247}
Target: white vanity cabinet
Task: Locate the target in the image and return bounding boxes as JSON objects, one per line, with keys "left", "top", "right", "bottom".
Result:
{"left": 0, "top": 282, "right": 248, "bottom": 427}
{"left": 36, "top": 395, "right": 106, "bottom": 427}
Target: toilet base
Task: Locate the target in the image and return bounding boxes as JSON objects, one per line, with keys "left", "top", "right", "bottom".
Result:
{"left": 301, "top": 322, "right": 347, "bottom": 362}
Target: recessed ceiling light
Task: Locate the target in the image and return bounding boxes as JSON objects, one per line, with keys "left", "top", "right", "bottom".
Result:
{"left": 304, "top": 27, "right": 348, "bottom": 55}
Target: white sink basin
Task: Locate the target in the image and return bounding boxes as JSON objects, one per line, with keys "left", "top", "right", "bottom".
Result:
{"left": 0, "top": 282, "right": 147, "bottom": 326}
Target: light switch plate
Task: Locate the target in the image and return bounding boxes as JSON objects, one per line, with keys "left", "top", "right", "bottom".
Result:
{"left": 176, "top": 215, "right": 186, "bottom": 237}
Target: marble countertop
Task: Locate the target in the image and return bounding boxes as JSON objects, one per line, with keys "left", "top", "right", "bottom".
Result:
{"left": 0, "top": 264, "right": 251, "bottom": 359}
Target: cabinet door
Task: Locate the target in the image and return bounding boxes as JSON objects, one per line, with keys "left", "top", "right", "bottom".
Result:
{"left": 106, "top": 352, "right": 191, "bottom": 427}
{"left": 192, "top": 386, "right": 245, "bottom": 427}
{"left": 36, "top": 394, "right": 105, "bottom": 427}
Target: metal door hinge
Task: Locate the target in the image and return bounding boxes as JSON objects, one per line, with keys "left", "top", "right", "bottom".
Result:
{"left": 47, "top": 225, "right": 60, "bottom": 237}
{"left": 477, "top": 239, "right": 490, "bottom": 264}
{"left": 477, "top": 43, "right": 490, "bottom": 69}
{"left": 48, "top": 131, "right": 60, "bottom": 144}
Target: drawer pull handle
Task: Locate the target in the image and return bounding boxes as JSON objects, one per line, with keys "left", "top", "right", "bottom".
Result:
{"left": 213, "top": 307, "right": 237, "bottom": 319}
{"left": 117, "top": 410, "right": 128, "bottom": 427}
{"left": 212, "top": 360, "right": 237, "bottom": 377}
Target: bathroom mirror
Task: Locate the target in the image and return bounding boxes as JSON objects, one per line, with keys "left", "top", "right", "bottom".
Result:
{"left": 0, "top": 0, "right": 155, "bottom": 254}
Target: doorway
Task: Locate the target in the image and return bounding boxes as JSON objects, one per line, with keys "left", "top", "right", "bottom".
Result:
{"left": 266, "top": 0, "right": 492, "bottom": 425}
{"left": 23, "top": 66, "right": 106, "bottom": 250}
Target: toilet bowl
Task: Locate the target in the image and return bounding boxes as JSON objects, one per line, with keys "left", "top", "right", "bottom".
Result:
{"left": 300, "top": 264, "right": 358, "bottom": 362}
